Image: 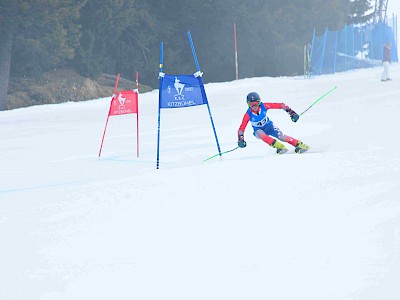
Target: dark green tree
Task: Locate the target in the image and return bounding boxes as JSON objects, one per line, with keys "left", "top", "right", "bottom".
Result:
{"left": 348, "top": 0, "right": 374, "bottom": 23}
{"left": 2, "top": 0, "right": 376, "bottom": 110}
{"left": 0, "top": 0, "right": 16, "bottom": 110}
{"left": 73, "top": 0, "right": 374, "bottom": 88}
{"left": 73, "top": 0, "right": 136, "bottom": 78}
{"left": 0, "top": 0, "right": 84, "bottom": 110}
{"left": 263, "top": 0, "right": 353, "bottom": 75}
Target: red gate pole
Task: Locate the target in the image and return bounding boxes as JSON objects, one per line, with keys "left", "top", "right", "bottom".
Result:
{"left": 98, "top": 74, "right": 120, "bottom": 158}
{"left": 234, "top": 22, "right": 239, "bottom": 80}
{"left": 135, "top": 71, "right": 139, "bottom": 157}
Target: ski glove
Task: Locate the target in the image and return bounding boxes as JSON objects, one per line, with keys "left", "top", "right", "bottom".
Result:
{"left": 288, "top": 110, "right": 299, "bottom": 122}
{"left": 238, "top": 135, "right": 247, "bottom": 148}
{"left": 238, "top": 140, "right": 247, "bottom": 148}
{"left": 282, "top": 104, "right": 299, "bottom": 122}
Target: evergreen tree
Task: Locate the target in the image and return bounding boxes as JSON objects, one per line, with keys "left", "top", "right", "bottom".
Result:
{"left": 73, "top": 0, "right": 372, "bottom": 86}
{"left": 0, "top": 0, "right": 16, "bottom": 110}
{"left": 1, "top": 0, "right": 376, "bottom": 110}
{"left": 0, "top": 0, "right": 84, "bottom": 110}
{"left": 348, "top": 0, "right": 374, "bottom": 23}
{"left": 73, "top": 0, "right": 136, "bottom": 78}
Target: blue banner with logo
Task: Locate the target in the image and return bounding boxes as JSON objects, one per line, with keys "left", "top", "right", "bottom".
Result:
{"left": 156, "top": 35, "right": 221, "bottom": 169}
{"left": 160, "top": 74, "right": 206, "bottom": 109}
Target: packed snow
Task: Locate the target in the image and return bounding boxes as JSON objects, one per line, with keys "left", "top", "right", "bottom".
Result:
{"left": 1, "top": 64, "right": 399, "bottom": 300}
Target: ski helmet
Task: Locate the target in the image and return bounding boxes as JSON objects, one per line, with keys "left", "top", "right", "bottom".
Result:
{"left": 246, "top": 92, "right": 261, "bottom": 106}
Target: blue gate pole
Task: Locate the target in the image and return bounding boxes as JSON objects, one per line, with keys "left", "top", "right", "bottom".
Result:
{"left": 319, "top": 28, "right": 328, "bottom": 75}
{"left": 310, "top": 28, "right": 316, "bottom": 77}
{"left": 370, "top": 22, "right": 374, "bottom": 67}
{"left": 156, "top": 42, "right": 163, "bottom": 169}
{"left": 334, "top": 30, "right": 338, "bottom": 73}
{"left": 187, "top": 31, "right": 222, "bottom": 158}
{"left": 397, "top": 15, "right": 399, "bottom": 61}
{"left": 352, "top": 23, "right": 355, "bottom": 70}
{"left": 379, "top": 23, "right": 383, "bottom": 61}
{"left": 344, "top": 25, "right": 348, "bottom": 70}
{"left": 396, "top": 15, "right": 398, "bottom": 60}
{"left": 360, "top": 26, "right": 363, "bottom": 65}
{"left": 394, "top": 14, "right": 397, "bottom": 61}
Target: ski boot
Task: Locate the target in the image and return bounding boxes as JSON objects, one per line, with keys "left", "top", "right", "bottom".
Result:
{"left": 295, "top": 140, "right": 310, "bottom": 153}
{"left": 271, "top": 139, "right": 288, "bottom": 154}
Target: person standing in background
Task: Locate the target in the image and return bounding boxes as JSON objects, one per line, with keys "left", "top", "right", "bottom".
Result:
{"left": 381, "top": 43, "right": 392, "bottom": 82}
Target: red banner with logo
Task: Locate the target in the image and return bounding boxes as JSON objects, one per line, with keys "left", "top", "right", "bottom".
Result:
{"left": 109, "top": 90, "right": 138, "bottom": 116}
{"left": 99, "top": 72, "right": 140, "bottom": 159}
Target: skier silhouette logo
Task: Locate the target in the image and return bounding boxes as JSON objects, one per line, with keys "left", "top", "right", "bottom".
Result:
{"left": 117, "top": 93, "right": 126, "bottom": 108}
{"left": 174, "top": 77, "right": 185, "bottom": 100}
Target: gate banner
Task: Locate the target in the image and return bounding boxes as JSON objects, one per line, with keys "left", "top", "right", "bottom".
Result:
{"left": 160, "top": 74, "right": 205, "bottom": 109}
{"left": 109, "top": 90, "right": 138, "bottom": 116}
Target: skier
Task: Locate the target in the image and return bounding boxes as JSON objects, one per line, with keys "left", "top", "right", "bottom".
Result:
{"left": 237, "top": 92, "right": 310, "bottom": 154}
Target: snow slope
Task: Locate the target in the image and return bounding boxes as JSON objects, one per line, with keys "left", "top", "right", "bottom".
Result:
{"left": 1, "top": 64, "right": 400, "bottom": 300}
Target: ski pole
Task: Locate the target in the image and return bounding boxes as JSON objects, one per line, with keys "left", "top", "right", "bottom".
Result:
{"left": 300, "top": 86, "right": 337, "bottom": 116}
{"left": 203, "top": 146, "right": 239, "bottom": 162}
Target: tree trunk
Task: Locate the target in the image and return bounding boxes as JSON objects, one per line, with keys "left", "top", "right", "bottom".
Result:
{"left": 0, "top": 1, "right": 17, "bottom": 111}
{"left": 0, "top": 28, "right": 13, "bottom": 111}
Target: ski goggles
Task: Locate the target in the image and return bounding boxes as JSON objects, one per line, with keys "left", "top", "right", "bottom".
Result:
{"left": 248, "top": 100, "right": 260, "bottom": 108}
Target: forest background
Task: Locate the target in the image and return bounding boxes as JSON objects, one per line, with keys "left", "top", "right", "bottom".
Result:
{"left": 0, "top": 0, "right": 373, "bottom": 110}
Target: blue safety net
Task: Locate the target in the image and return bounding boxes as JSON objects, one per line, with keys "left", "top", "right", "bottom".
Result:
{"left": 309, "top": 18, "right": 398, "bottom": 76}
